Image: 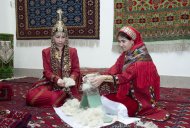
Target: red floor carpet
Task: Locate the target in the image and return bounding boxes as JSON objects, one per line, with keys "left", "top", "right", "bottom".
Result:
{"left": 0, "top": 77, "right": 190, "bottom": 128}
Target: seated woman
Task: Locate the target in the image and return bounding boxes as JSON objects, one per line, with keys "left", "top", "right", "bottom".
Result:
{"left": 89, "top": 26, "right": 170, "bottom": 121}
{"left": 26, "top": 9, "right": 80, "bottom": 107}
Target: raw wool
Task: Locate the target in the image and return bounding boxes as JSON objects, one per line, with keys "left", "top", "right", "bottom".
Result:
{"left": 60, "top": 98, "right": 105, "bottom": 128}
{"left": 136, "top": 120, "right": 158, "bottom": 128}
{"left": 60, "top": 98, "right": 81, "bottom": 116}
{"left": 82, "top": 73, "right": 100, "bottom": 91}
{"left": 82, "top": 83, "right": 93, "bottom": 91}
{"left": 63, "top": 77, "right": 75, "bottom": 87}
{"left": 74, "top": 106, "right": 104, "bottom": 128}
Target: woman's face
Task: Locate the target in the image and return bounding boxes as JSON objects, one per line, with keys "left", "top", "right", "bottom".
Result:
{"left": 118, "top": 35, "right": 134, "bottom": 52}
{"left": 53, "top": 32, "right": 66, "bottom": 48}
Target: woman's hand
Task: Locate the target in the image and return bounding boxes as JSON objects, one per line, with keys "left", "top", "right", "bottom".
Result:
{"left": 90, "top": 75, "right": 105, "bottom": 88}
{"left": 57, "top": 78, "right": 65, "bottom": 87}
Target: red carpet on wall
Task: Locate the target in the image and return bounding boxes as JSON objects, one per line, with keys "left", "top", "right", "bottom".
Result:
{"left": 0, "top": 77, "right": 190, "bottom": 127}
{"left": 114, "top": 0, "right": 190, "bottom": 42}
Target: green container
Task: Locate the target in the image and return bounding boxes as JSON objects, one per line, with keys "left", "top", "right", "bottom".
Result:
{"left": 80, "top": 88, "right": 102, "bottom": 108}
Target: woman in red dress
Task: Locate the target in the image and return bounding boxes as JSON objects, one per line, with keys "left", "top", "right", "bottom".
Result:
{"left": 26, "top": 9, "right": 80, "bottom": 107}
{"left": 89, "top": 26, "right": 170, "bottom": 121}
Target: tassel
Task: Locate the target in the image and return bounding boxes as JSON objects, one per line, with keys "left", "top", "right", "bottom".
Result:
{"left": 16, "top": 39, "right": 100, "bottom": 47}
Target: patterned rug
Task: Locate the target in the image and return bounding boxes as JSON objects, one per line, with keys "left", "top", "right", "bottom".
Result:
{"left": 1, "top": 77, "right": 190, "bottom": 128}
{"left": 114, "top": 0, "right": 190, "bottom": 42}
{"left": 16, "top": 0, "right": 100, "bottom": 40}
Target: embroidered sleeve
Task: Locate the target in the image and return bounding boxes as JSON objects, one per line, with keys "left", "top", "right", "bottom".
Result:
{"left": 106, "top": 53, "right": 125, "bottom": 75}
{"left": 70, "top": 48, "right": 80, "bottom": 81}
{"left": 116, "top": 64, "right": 136, "bottom": 85}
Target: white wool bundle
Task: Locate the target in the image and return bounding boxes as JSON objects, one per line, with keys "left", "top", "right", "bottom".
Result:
{"left": 82, "top": 83, "right": 93, "bottom": 91}
{"left": 60, "top": 99, "right": 106, "bottom": 128}
{"left": 82, "top": 73, "right": 99, "bottom": 91}
{"left": 82, "top": 73, "right": 99, "bottom": 84}
{"left": 60, "top": 98, "right": 81, "bottom": 116}
{"left": 74, "top": 106, "right": 105, "bottom": 128}
{"left": 83, "top": 73, "right": 99, "bottom": 81}
{"left": 63, "top": 77, "right": 75, "bottom": 87}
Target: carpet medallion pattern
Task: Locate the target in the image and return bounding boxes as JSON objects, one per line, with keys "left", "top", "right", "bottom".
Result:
{"left": 16, "top": 0, "right": 100, "bottom": 39}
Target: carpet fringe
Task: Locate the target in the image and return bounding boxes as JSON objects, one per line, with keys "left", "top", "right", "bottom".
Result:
{"left": 0, "top": 76, "right": 27, "bottom": 81}
{"left": 112, "top": 39, "right": 190, "bottom": 53}
{"left": 16, "top": 39, "right": 100, "bottom": 47}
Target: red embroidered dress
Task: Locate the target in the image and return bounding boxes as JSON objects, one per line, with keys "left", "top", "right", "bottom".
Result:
{"left": 26, "top": 47, "right": 80, "bottom": 107}
{"left": 103, "top": 26, "right": 170, "bottom": 121}
{"left": 26, "top": 9, "right": 80, "bottom": 107}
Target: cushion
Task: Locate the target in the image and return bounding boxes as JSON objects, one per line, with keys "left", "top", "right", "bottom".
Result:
{"left": 0, "top": 83, "right": 13, "bottom": 101}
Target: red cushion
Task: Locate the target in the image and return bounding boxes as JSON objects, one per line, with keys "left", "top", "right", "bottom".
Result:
{"left": 0, "top": 83, "right": 13, "bottom": 101}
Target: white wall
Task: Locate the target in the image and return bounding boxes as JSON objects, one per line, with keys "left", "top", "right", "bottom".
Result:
{"left": 1, "top": 0, "right": 190, "bottom": 77}
{"left": 151, "top": 51, "right": 190, "bottom": 77}
{"left": 0, "top": 0, "right": 14, "bottom": 33}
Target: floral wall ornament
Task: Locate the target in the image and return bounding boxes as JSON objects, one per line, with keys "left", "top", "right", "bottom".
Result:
{"left": 0, "top": 34, "right": 14, "bottom": 79}
{"left": 0, "top": 41, "right": 14, "bottom": 64}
